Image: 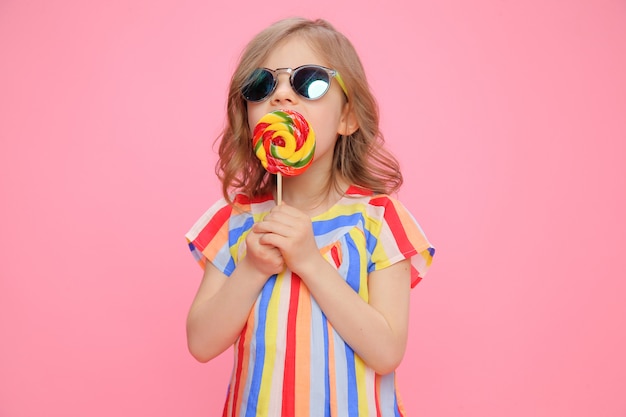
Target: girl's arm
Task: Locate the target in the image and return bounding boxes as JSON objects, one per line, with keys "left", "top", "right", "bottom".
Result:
{"left": 254, "top": 204, "right": 412, "bottom": 375}
{"left": 301, "top": 256, "right": 411, "bottom": 375}
{"left": 186, "top": 229, "right": 284, "bottom": 362}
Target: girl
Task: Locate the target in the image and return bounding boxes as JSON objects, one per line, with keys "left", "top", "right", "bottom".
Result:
{"left": 185, "top": 17, "right": 435, "bottom": 417}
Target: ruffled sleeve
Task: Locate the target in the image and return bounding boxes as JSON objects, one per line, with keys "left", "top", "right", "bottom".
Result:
{"left": 184, "top": 198, "right": 237, "bottom": 276}
{"left": 367, "top": 195, "right": 435, "bottom": 288}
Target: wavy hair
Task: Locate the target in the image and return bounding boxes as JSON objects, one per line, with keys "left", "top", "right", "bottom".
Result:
{"left": 215, "top": 17, "right": 403, "bottom": 203}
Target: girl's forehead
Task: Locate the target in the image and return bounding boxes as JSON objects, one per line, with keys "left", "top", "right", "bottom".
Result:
{"left": 261, "top": 36, "right": 328, "bottom": 69}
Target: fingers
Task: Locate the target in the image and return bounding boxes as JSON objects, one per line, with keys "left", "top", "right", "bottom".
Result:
{"left": 253, "top": 220, "right": 292, "bottom": 238}
{"left": 245, "top": 229, "right": 285, "bottom": 276}
{"left": 255, "top": 204, "right": 316, "bottom": 256}
{"left": 254, "top": 203, "right": 310, "bottom": 237}
{"left": 268, "top": 203, "right": 307, "bottom": 221}
{"left": 257, "top": 232, "right": 275, "bottom": 247}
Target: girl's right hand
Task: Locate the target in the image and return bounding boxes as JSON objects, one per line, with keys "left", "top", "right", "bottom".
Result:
{"left": 243, "top": 228, "right": 285, "bottom": 278}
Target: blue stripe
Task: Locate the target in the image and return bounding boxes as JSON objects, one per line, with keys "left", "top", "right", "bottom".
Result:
{"left": 188, "top": 243, "right": 202, "bottom": 262}
{"left": 365, "top": 227, "right": 377, "bottom": 274}
{"left": 313, "top": 212, "right": 364, "bottom": 235}
{"left": 365, "top": 228, "right": 376, "bottom": 255}
{"left": 229, "top": 216, "right": 254, "bottom": 243}
{"left": 245, "top": 275, "right": 276, "bottom": 417}
{"left": 344, "top": 343, "right": 358, "bottom": 416}
{"left": 394, "top": 393, "right": 401, "bottom": 417}
{"left": 225, "top": 216, "right": 253, "bottom": 277}
{"left": 344, "top": 234, "right": 361, "bottom": 292}
{"left": 223, "top": 257, "right": 236, "bottom": 276}
{"left": 323, "top": 313, "right": 331, "bottom": 417}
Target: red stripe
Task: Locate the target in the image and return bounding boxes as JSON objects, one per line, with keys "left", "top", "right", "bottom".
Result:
{"left": 193, "top": 204, "right": 232, "bottom": 252}
{"left": 193, "top": 193, "right": 275, "bottom": 253}
{"left": 281, "top": 275, "right": 301, "bottom": 416}
{"left": 370, "top": 196, "right": 413, "bottom": 255}
{"left": 345, "top": 184, "right": 372, "bottom": 196}
{"left": 230, "top": 321, "right": 248, "bottom": 416}
{"left": 330, "top": 245, "right": 341, "bottom": 267}
{"left": 233, "top": 193, "right": 274, "bottom": 205}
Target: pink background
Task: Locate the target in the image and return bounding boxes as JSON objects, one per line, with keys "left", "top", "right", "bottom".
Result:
{"left": 1, "top": 0, "right": 625, "bottom": 416}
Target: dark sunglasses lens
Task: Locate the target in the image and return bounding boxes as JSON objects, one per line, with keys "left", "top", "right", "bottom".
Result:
{"left": 293, "top": 67, "right": 330, "bottom": 99}
{"left": 242, "top": 69, "right": 275, "bottom": 101}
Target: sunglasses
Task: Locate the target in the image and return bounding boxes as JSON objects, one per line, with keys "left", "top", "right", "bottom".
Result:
{"left": 241, "top": 64, "right": 348, "bottom": 102}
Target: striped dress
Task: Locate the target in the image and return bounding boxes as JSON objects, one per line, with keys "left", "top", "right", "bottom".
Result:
{"left": 185, "top": 185, "right": 435, "bottom": 417}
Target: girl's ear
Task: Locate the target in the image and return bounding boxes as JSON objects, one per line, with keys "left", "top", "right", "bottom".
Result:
{"left": 337, "top": 104, "right": 359, "bottom": 136}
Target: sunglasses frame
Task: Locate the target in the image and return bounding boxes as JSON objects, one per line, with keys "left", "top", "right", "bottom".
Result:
{"left": 242, "top": 64, "right": 348, "bottom": 102}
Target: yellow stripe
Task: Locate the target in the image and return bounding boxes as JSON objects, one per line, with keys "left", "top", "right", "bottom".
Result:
{"left": 256, "top": 272, "right": 283, "bottom": 414}
{"left": 313, "top": 200, "right": 369, "bottom": 221}
{"left": 354, "top": 355, "right": 370, "bottom": 415}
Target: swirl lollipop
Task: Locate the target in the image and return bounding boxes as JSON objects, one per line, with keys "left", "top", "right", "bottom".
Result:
{"left": 252, "top": 109, "right": 315, "bottom": 203}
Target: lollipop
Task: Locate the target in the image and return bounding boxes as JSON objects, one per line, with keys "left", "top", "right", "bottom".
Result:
{"left": 252, "top": 109, "right": 315, "bottom": 203}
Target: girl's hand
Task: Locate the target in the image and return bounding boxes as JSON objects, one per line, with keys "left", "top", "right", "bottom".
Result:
{"left": 243, "top": 228, "right": 285, "bottom": 279}
{"left": 252, "top": 204, "right": 323, "bottom": 276}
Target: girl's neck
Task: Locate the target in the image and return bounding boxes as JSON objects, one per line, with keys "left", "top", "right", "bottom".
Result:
{"left": 278, "top": 170, "right": 349, "bottom": 217}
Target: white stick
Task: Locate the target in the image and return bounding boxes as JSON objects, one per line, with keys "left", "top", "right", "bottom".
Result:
{"left": 277, "top": 173, "right": 283, "bottom": 205}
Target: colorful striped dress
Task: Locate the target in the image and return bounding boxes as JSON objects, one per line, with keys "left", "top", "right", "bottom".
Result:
{"left": 185, "top": 185, "right": 435, "bottom": 417}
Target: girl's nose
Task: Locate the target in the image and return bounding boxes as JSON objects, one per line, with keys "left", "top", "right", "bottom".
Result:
{"left": 269, "top": 74, "right": 297, "bottom": 105}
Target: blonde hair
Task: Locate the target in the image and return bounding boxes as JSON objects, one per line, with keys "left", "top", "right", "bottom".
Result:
{"left": 216, "top": 17, "right": 403, "bottom": 203}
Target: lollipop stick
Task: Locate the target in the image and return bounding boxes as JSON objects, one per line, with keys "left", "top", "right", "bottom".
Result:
{"left": 277, "top": 173, "right": 283, "bottom": 205}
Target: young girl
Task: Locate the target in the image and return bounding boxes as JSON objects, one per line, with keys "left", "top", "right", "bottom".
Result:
{"left": 185, "top": 17, "right": 435, "bottom": 417}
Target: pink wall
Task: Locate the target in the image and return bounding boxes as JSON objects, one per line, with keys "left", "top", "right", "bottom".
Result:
{"left": 1, "top": 0, "right": 625, "bottom": 416}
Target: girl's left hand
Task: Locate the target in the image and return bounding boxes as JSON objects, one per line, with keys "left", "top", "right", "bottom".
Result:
{"left": 252, "top": 204, "right": 322, "bottom": 277}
